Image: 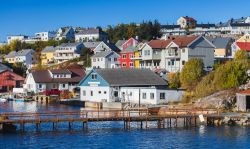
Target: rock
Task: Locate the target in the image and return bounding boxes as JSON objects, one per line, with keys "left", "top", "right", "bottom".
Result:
{"left": 194, "top": 89, "right": 237, "bottom": 109}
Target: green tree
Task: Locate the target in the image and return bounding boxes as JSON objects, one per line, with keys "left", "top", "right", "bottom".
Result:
{"left": 234, "top": 50, "right": 249, "bottom": 61}
{"left": 180, "top": 58, "right": 204, "bottom": 90}
{"left": 9, "top": 40, "right": 22, "bottom": 51}
{"left": 168, "top": 72, "right": 181, "bottom": 89}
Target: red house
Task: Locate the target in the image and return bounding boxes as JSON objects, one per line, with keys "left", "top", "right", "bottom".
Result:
{"left": 0, "top": 70, "right": 25, "bottom": 92}
{"left": 118, "top": 46, "right": 137, "bottom": 68}
{"left": 121, "top": 38, "right": 138, "bottom": 50}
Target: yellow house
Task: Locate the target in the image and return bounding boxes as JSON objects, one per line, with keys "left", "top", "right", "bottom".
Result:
{"left": 4, "top": 51, "right": 17, "bottom": 64}
{"left": 41, "top": 46, "right": 56, "bottom": 65}
{"left": 134, "top": 50, "right": 141, "bottom": 68}
{"left": 207, "top": 37, "right": 233, "bottom": 57}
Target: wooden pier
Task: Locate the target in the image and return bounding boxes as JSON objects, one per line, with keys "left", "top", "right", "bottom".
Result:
{"left": 0, "top": 108, "right": 224, "bottom": 132}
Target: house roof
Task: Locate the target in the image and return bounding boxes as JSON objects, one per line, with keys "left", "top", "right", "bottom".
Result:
{"left": 115, "top": 40, "right": 126, "bottom": 48}
{"left": 171, "top": 36, "right": 198, "bottom": 47}
{"left": 83, "top": 42, "right": 101, "bottom": 48}
{"left": 95, "top": 69, "right": 167, "bottom": 86}
{"left": 62, "top": 27, "right": 73, "bottom": 36}
{"left": 0, "top": 63, "right": 11, "bottom": 73}
{"left": 207, "top": 37, "right": 232, "bottom": 49}
{"left": 148, "top": 39, "right": 172, "bottom": 49}
{"left": 182, "top": 16, "right": 196, "bottom": 22}
{"left": 75, "top": 28, "right": 100, "bottom": 35}
{"left": 238, "top": 89, "right": 250, "bottom": 95}
{"left": 31, "top": 68, "right": 85, "bottom": 83}
{"left": 92, "top": 51, "right": 115, "bottom": 58}
{"left": 196, "top": 24, "right": 216, "bottom": 28}
{"left": 161, "top": 25, "right": 180, "bottom": 29}
{"left": 120, "top": 46, "right": 139, "bottom": 53}
{"left": 4, "top": 51, "right": 16, "bottom": 58}
{"left": 103, "top": 41, "right": 120, "bottom": 52}
{"left": 5, "top": 49, "right": 34, "bottom": 58}
{"left": 58, "top": 42, "right": 82, "bottom": 47}
{"left": 41, "top": 46, "right": 56, "bottom": 53}
{"left": 148, "top": 36, "right": 198, "bottom": 49}
{"left": 50, "top": 69, "right": 72, "bottom": 74}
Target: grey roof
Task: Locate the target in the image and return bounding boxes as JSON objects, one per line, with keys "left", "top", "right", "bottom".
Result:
{"left": 0, "top": 63, "right": 11, "bottom": 73}
{"left": 92, "top": 51, "right": 116, "bottom": 58}
{"left": 62, "top": 27, "right": 73, "bottom": 36}
{"left": 75, "top": 28, "right": 100, "bottom": 35}
{"left": 207, "top": 37, "right": 233, "bottom": 49}
{"left": 4, "top": 51, "right": 17, "bottom": 58}
{"left": 104, "top": 41, "right": 120, "bottom": 52}
{"left": 58, "top": 42, "right": 82, "bottom": 47}
{"left": 5, "top": 49, "right": 34, "bottom": 58}
{"left": 120, "top": 46, "right": 138, "bottom": 53}
{"left": 115, "top": 40, "right": 126, "bottom": 48}
{"left": 83, "top": 42, "right": 101, "bottom": 48}
{"left": 16, "top": 49, "right": 34, "bottom": 56}
{"left": 41, "top": 46, "right": 56, "bottom": 53}
{"left": 95, "top": 69, "right": 167, "bottom": 86}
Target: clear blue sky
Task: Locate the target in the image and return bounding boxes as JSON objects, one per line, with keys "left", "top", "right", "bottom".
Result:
{"left": 1, "top": 0, "right": 250, "bottom": 42}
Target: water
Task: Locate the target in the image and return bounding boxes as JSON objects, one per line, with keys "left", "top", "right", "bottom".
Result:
{"left": 1, "top": 102, "right": 250, "bottom": 149}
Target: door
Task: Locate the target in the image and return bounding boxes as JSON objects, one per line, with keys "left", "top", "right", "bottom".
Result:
{"left": 246, "top": 96, "right": 250, "bottom": 110}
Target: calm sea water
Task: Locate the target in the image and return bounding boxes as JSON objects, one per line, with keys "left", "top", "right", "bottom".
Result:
{"left": 1, "top": 102, "right": 250, "bottom": 149}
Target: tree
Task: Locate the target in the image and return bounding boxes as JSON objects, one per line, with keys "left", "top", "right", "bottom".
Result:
{"left": 180, "top": 58, "right": 204, "bottom": 90}
{"left": 234, "top": 50, "right": 249, "bottom": 61}
{"left": 9, "top": 40, "right": 22, "bottom": 51}
{"left": 168, "top": 72, "right": 181, "bottom": 89}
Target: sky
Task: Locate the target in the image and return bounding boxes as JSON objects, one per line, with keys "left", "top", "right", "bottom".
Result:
{"left": 1, "top": 0, "right": 250, "bottom": 42}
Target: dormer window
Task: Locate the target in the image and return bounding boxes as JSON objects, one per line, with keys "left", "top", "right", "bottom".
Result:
{"left": 91, "top": 73, "right": 97, "bottom": 80}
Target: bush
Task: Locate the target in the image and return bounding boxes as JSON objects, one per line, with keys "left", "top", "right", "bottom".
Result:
{"left": 167, "top": 72, "right": 181, "bottom": 89}
{"left": 180, "top": 58, "right": 204, "bottom": 91}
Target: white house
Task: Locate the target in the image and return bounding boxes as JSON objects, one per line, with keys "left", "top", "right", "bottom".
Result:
{"left": 160, "top": 36, "right": 215, "bottom": 72}
{"left": 91, "top": 51, "right": 120, "bottom": 69}
{"left": 24, "top": 68, "right": 85, "bottom": 93}
{"left": 4, "top": 49, "right": 35, "bottom": 68}
{"left": 93, "top": 41, "right": 120, "bottom": 54}
{"left": 7, "top": 35, "right": 29, "bottom": 44}
{"left": 75, "top": 28, "right": 108, "bottom": 42}
{"left": 35, "top": 31, "right": 56, "bottom": 41}
{"left": 79, "top": 69, "right": 184, "bottom": 105}
{"left": 54, "top": 42, "right": 83, "bottom": 64}
{"left": 55, "top": 27, "right": 75, "bottom": 40}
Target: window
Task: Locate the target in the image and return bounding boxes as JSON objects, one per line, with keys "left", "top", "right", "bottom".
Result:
{"left": 142, "top": 93, "right": 146, "bottom": 99}
{"left": 122, "top": 63, "right": 126, "bottom": 68}
{"left": 130, "top": 62, "right": 134, "bottom": 67}
{"left": 62, "top": 84, "right": 66, "bottom": 88}
{"left": 98, "top": 91, "right": 101, "bottom": 94}
{"left": 122, "top": 54, "right": 127, "bottom": 59}
{"left": 82, "top": 90, "right": 86, "bottom": 96}
{"left": 93, "top": 58, "right": 96, "bottom": 62}
{"left": 182, "top": 49, "right": 185, "bottom": 53}
{"left": 39, "top": 84, "right": 42, "bottom": 89}
{"left": 150, "top": 93, "right": 154, "bottom": 99}
{"left": 90, "top": 91, "right": 93, "bottom": 96}
{"left": 104, "top": 91, "right": 107, "bottom": 94}
{"left": 182, "top": 61, "right": 185, "bottom": 65}
{"left": 114, "top": 58, "right": 117, "bottom": 61}
{"left": 130, "top": 92, "right": 132, "bottom": 96}
{"left": 91, "top": 73, "right": 97, "bottom": 80}
{"left": 160, "top": 93, "right": 165, "bottom": 100}
{"left": 108, "top": 58, "right": 111, "bottom": 61}
{"left": 130, "top": 54, "right": 134, "bottom": 58}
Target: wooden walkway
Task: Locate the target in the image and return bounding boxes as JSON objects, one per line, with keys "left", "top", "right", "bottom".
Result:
{"left": 0, "top": 108, "right": 223, "bottom": 132}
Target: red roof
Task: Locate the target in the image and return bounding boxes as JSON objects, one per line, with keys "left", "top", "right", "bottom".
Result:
{"left": 148, "top": 36, "right": 198, "bottom": 49}
{"left": 236, "top": 42, "right": 250, "bottom": 51}
{"left": 148, "top": 39, "right": 172, "bottom": 49}
{"left": 238, "top": 89, "right": 250, "bottom": 95}
{"left": 183, "top": 16, "right": 196, "bottom": 22}
{"left": 172, "top": 36, "right": 198, "bottom": 47}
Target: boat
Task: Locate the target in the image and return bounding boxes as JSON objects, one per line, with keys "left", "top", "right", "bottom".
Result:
{"left": 0, "top": 98, "right": 7, "bottom": 103}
